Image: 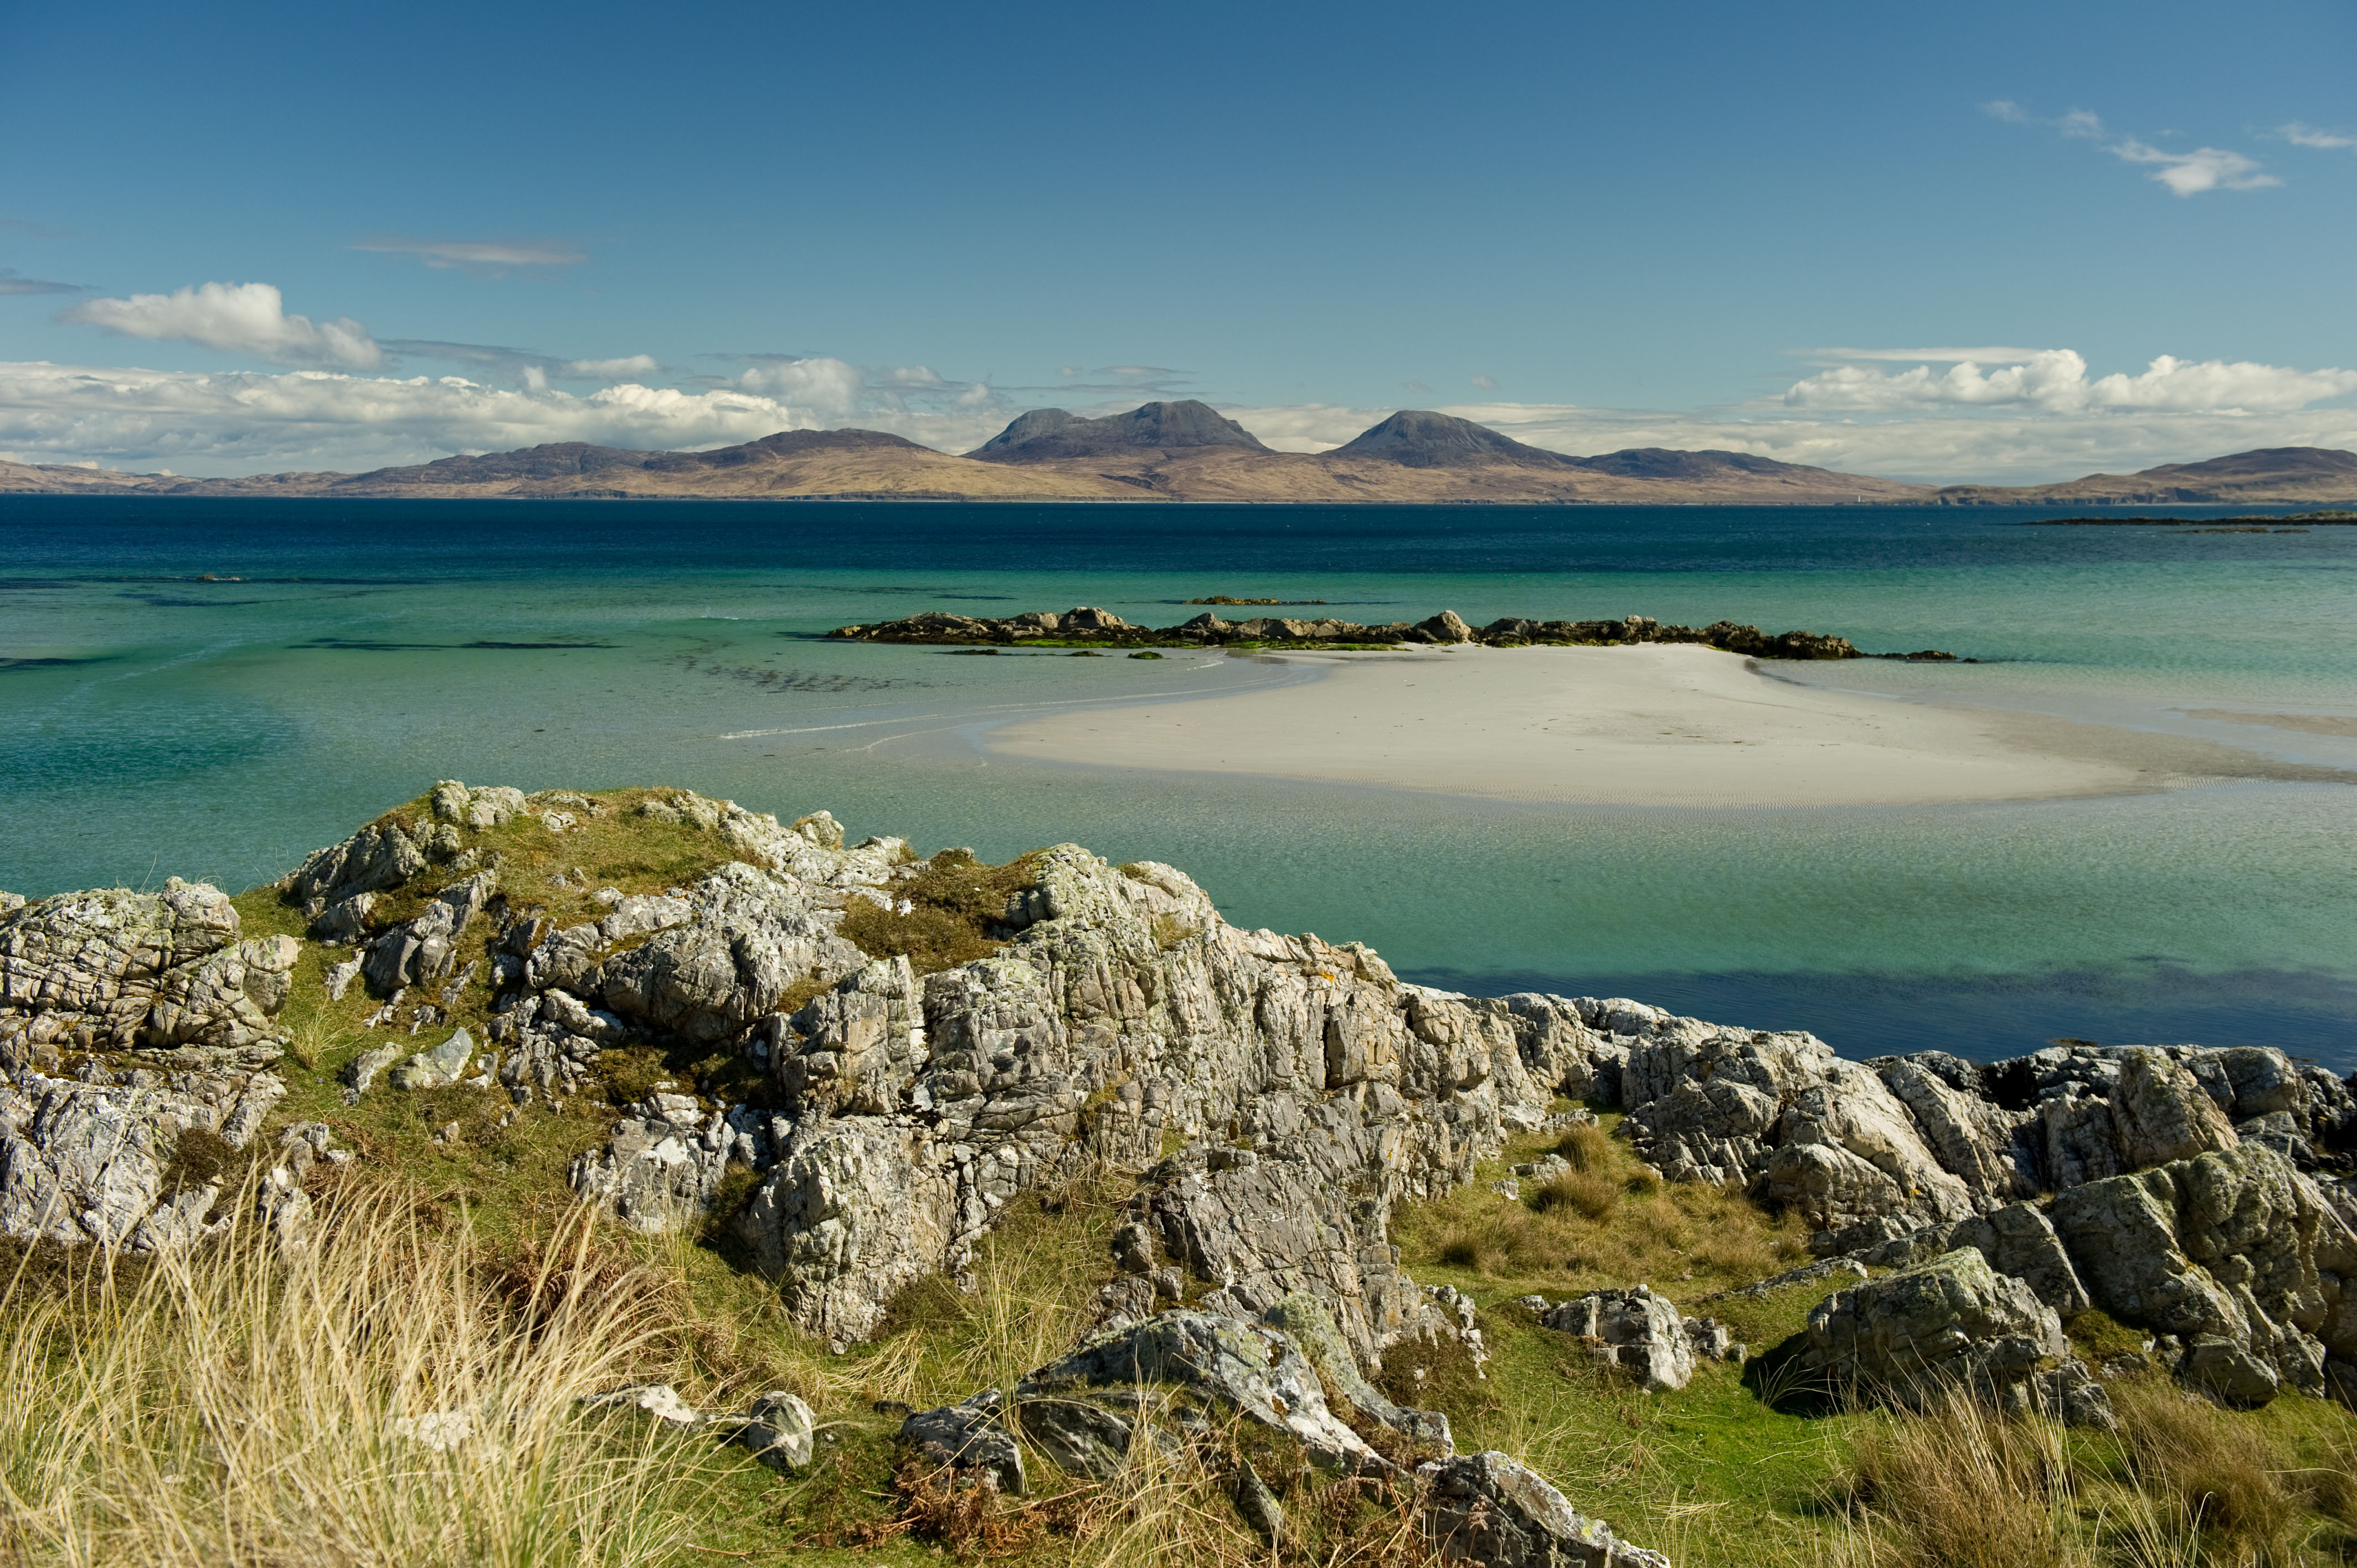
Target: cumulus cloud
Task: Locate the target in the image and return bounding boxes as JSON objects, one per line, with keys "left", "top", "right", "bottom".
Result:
{"left": 1783, "top": 349, "right": 2357, "bottom": 413}
{"left": 0, "top": 361, "right": 808, "bottom": 473}
{"left": 1985, "top": 101, "right": 2277, "bottom": 195}
{"left": 0, "top": 267, "right": 81, "bottom": 295}
{"left": 64, "top": 282, "right": 382, "bottom": 369}
{"left": 8, "top": 359, "right": 2357, "bottom": 487}
{"left": 351, "top": 236, "right": 588, "bottom": 275}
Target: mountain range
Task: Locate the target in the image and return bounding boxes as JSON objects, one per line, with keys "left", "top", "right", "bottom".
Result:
{"left": 4, "top": 400, "right": 2354, "bottom": 506}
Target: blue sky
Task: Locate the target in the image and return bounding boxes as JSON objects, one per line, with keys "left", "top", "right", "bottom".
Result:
{"left": 4, "top": 0, "right": 2354, "bottom": 480}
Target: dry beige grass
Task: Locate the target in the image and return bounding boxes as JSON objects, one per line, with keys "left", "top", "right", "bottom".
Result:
{"left": 1836, "top": 1390, "right": 2082, "bottom": 1568}
{"left": 0, "top": 1184, "right": 732, "bottom": 1568}
{"left": 1400, "top": 1112, "right": 1807, "bottom": 1297}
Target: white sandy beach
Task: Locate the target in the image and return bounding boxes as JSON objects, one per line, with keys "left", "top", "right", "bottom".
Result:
{"left": 984, "top": 644, "right": 2228, "bottom": 808}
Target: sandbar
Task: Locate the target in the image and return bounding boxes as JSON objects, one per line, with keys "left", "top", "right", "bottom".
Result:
{"left": 983, "top": 644, "right": 2339, "bottom": 808}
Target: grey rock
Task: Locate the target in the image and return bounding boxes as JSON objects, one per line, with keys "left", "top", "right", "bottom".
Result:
{"left": 1263, "top": 1291, "right": 1453, "bottom": 1453}
{"left": 1, "top": 1055, "right": 284, "bottom": 1246}
{"left": 1532, "top": 1286, "right": 1696, "bottom": 1391}
{"left": 429, "top": 780, "right": 527, "bottom": 830}
{"left": 1801, "top": 1248, "right": 2107, "bottom": 1422}
{"left": 732, "top": 1390, "right": 817, "bottom": 1473}
{"left": 2112, "top": 1049, "right": 2240, "bottom": 1170}
{"left": 387, "top": 1028, "right": 475, "bottom": 1091}
{"left": 1855, "top": 1201, "right": 2092, "bottom": 1318}
{"left": 343, "top": 1044, "right": 401, "bottom": 1097}
{"left": 1015, "top": 1310, "right": 1381, "bottom": 1478}
{"left": 1419, "top": 1450, "right": 1671, "bottom": 1568}
{"left": 903, "top": 1388, "right": 1025, "bottom": 1493}
{"left": 572, "top": 1094, "right": 775, "bottom": 1232}
{"left": 1, "top": 880, "right": 293, "bottom": 1054}
{"left": 1233, "top": 1458, "right": 1285, "bottom": 1545}
{"left": 309, "top": 893, "right": 378, "bottom": 943}
{"left": 585, "top": 1383, "right": 707, "bottom": 1428}
{"left": 2050, "top": 1143, "right": 2357, "bottom": 1404}
{"left": 363, "top": 871, "right": 499, "bottom": 993}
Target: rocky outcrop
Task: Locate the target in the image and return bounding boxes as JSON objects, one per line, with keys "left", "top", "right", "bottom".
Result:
{"left": 8, "top": 778, "right": 2353, "bottom": 1430}
{"left": 570, "top": 1092, "right": 780, "bottom": 1232}
{"left": 1800, "top": 1249, "right": 2111, "bottom": 1426}
{"left": 1420, "top": 1451, "right": 1671, "bottom": 1568}
{"left": 1012, "top": 1310, "right": 1382, "bottom": 1479}
{"left": 2, "top": 879, "right": 295, "bottom": 1056}
{"left": 828, "top": 606, "right": 1875, "bottom": 659}
{"left": 2051, "top": 1144, "right": 2357, "bottom": 1405}
{"left": 1852, "top": 1201, "right": 2092, "bottom": 1317}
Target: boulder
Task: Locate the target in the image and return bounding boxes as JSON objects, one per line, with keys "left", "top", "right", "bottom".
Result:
{"left": 2112, "top": 1049, "right": 2240, "bottom": 1170}
{"left": 733, "top": 1390, "right": 817, "bottom": 1473}
{"left": 1419, "top": 1450, "right": 1671, "bottom": 1568}
{"left": 2050, "top": 1143, "right": 2357, "bottom": 1404}
{"left": 1800, "top": 1248, "right": 2109, "bottom": 1424}
{"left": 902, "top": 1389, "right": 1025, "bottom": 1493}
{"left": 1530, "top": 1287, "right": 1697, "bottom": 1391}
{"left": 386, "top": 1027, "right": 476, "bottom": 1090}
{"left": 1014, "top": 1311, "right": 1381, "bottom": 1479}
{"left": 1853, "top": 1201, "right": 2092, "bottom": 1318}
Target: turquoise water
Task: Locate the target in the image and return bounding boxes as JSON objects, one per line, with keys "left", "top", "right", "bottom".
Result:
{"left": 3, "top": 497, "right": 2352, "bottom": 1066}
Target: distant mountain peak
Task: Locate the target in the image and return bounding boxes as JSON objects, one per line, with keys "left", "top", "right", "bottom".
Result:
{"left": 970, "top": 400, "right": 1270, "bottom": 461}
{"left": 1327, "top": 410, "right": 1579, "bottom": 470}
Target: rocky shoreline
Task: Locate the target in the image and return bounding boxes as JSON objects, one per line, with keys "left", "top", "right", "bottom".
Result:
{"left": 6, "top": 783, "right": 2354, "bottom": 1558}
{"left": 827, "top": 606, "right": 1962, "bottom": 661}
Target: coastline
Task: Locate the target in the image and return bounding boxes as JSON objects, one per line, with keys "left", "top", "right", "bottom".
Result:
{"left": 981, "top": 643, "right": 2355, "bottom": 808}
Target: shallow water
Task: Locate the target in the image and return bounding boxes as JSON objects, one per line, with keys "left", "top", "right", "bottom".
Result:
{"left": 3, "top": 496, "right": 2351, "bottom": 1066}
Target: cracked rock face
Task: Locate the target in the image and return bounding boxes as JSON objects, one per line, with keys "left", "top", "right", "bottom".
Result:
{"left": 0, "top": 1049, "right": 287, "bottom": 1246}
{"left": 1, "top": 880, "right": 294, "bottom": 1055}
{"left": 2051, "top": 1143, "right": 2357, "bottom": 1405}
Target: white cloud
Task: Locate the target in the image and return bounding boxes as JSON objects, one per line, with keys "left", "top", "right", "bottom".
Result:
{"left": 1987, "top": 101, "right": 2276, "bottom": 195}
{"left": 1783, "top": 349, "right": 2357, "bottom": 414}
{"left": 351, "top": 236, "right": 587, "bottom": 274}
{"left": 0, "top": 362, "right": 814, "bottom": 473}
{"left": 2108, "top": 140, "right": 2278, "bottom": 196}
{"left": 735, "top": 356, "right": 868, "bottom": 421}
{"left": 64, "top": 282, "right": 382, "bottom": 369}
{"left": 563, "top": 354, "right": 660, "bottom": 379}
{"left": 1470, "top": 374, "right": 1501, "bottom": 391}
{"left": 1222, "top": 397, "right": 2357, "bottom": 486}
{"left": 0, "top": 359, "right": 1030, "bottom": 475}
{"left": 2279, "top": 123, "right": 2357, "bottom": 151}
